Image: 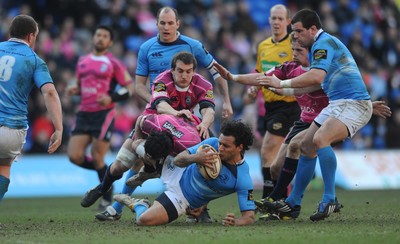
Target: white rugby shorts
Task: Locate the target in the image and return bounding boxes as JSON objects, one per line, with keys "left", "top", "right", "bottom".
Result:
{"left": 0, "top": 126, "right": 27, "bottom": 159}
{"left": 314, "top": 99, "right": 373, "bottom": 137}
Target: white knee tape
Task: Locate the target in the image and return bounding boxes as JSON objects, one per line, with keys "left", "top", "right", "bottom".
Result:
{"left": 116, "top": 147, "right": 137, "bottom": 168}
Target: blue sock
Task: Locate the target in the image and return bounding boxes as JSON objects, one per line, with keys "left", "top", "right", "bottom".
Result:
{"left": 317, "top": 146, "right": 337, "bottom": 203}
{"left": 286, "top": 155, "right": 317, "bottom": 207}
{"left": 112, "top": 169, "right": 137, "bottom": 213}
{"left": 134, "top": 204, "right": 148, "bottom": 222}
{"left": 0, "top": 175, "right": 10, "bottom": 204}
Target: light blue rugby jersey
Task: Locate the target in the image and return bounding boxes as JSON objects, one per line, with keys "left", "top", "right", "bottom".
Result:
{"left": 0, "top": 40, "right": 53, "bottom": 129}
{"left": 136, "top": 33, "right": 215, "bottom": 88}
{"left": 180, "top": 137, "right": 256, "bottom": 211}
{"left": 310, "top": 32, "right": 370, "bottom": 101}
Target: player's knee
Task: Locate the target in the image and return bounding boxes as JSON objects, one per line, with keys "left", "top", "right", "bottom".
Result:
{"left": 68, "top": 154, "right": 83, "bottom": 165}
{"left": 287, "top": 142, "right": 300, "bottom": 158}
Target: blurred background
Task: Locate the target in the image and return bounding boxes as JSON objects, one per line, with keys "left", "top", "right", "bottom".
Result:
{"left": 1, "top": 0, "right": 399, "bottom": 196}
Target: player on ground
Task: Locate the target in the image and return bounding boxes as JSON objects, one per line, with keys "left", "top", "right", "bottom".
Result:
{"left": 114, "top": 120, "right": 255, "bottom": 226}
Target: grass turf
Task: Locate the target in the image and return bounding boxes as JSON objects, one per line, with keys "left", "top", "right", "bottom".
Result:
{"left": 1, "top": 189, "right": 399, "bottom": 244}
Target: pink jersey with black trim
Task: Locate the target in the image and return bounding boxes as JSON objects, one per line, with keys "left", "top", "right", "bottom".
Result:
{"left": 143, "top": 70, "right": 215, "bottom": 115}
{"left": 76, "top": 53, "right": 133, "bottom": 112}
{"left": 267, "top": 62, "right": 329, "bottom": 123}
{"left": 141, "top": 114, "right": 201, "bottom": 156}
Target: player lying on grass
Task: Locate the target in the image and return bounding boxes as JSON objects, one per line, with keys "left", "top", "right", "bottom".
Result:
{"left": 114, "top": 120, "right": 256, "bottom": 226}
{"left": 80, "top": 113, "right": 202, "bottom": 212}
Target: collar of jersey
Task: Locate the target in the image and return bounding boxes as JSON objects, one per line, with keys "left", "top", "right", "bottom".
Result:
{"left": 8, "top": 38, "right": 29, "bottom": 46}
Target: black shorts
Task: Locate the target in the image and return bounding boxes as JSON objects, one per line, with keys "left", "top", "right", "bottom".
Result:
{"left": 156, "top": 192, "right": 178, "bottom": 223}
{"left": 71, "top": 108, "right": 115, "bottom": 141}
{"left": 284, "top": 120, "right": 311, "bottom": 144}
{"left": 257, "top": 115, "right": 267, "bottom": 137}
{"left": 263, "top": 101, "right": 301, "bottom": 137}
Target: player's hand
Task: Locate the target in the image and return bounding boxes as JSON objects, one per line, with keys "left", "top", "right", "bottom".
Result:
{"left": 246, "top": 86, "right": 259, "bottom": 99}
{"left": 268, "top": 87, "right": 284, "bottom": 95}
{"left": 372, "top": 101, "right": 392, "bottom": 119}
{"left": 176, "top": 110, "right": 194, "bottom": 121}
{"left": 222, "top": 212, "right": 236, "bottom": 226}
{"left": 213, "top": 62, "right": 234, "bottom": 81}
{"left": 97, "top": 94, "right": 112, "bottom": 106}
{"left": 195, "top": 147, "right": 219, "bottom": 169}
{"left": 48, "top": 130, "right": 62, "bottom": 154}
{"left": 196, "top": 123, "right": 210, "bottom": 139}
{"left": 222, "top": 101, "right": 233, "bottom": 119}
{"left": 186, "top": 207, "right": 202, "bottom": 218}
{"left": 257, "top": 74, "right": 281, "bottom": 88}
{"left": 66, "top": 86, "right": 80, "bottom": 96}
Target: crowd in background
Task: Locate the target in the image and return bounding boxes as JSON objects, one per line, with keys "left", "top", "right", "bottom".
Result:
{"left": 0, "top": 0, "right": 399, "bottom": 153}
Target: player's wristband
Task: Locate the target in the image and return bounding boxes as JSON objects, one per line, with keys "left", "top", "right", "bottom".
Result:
{"left": 280, "top": 79, "right": 292, "bottom": 88}
{"left": 282, "top": 88, "right": 295, "bottom": 96}
{"left": 110, "top": 87, "right": 130, "bottom": 102}
{"left": 231, "top": 74, "right": 238, "bottom": 81}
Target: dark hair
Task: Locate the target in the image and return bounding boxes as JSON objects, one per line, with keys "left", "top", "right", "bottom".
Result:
{"left": 9, "top": 15, "right": 38, "bottom": 39}
{"left": 171, "top": 51, "right": 197, "bottom": 70}
{"left": 291, "top": 9, "right": 322, "bottom": 29}
{"left": 144, "top": 131, "right": 174, "bottom": 160}
{"left": 94, "top": 25, "right": 114, "bottom": 40}
{"left": 220, "top": 120, "right": 254, "bottom": 152}
{"left": 156, "top": 6, "right": 179, "bottom": 22}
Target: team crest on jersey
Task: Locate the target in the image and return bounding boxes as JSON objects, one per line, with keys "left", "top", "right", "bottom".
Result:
{"left": 205, "top": 90, "right": 214, "bottom": 99}
{"left": 272, "top": 122, "right": 282, "bottom": 130}
{"left": 248, "top": 190, "right": 254, "bottom": 201}
{"left": 278, "top": 52, "right": 289, "bottom": 58}
{"left": 185, "top": 96, "right": 192, "bottom": 106}
{"left": 154, "top": 82, "right": 166, "bottom": 92}
{"left": 314, "top": 49, "right": 327, "bottom": 60}
{"left": 100, "top": 64, "right": 108, "bottom": 72}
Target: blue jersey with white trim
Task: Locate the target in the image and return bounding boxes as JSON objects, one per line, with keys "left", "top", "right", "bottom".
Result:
{"left": 136, "top": 34, "right": 214, "bottom": 88}
{"left": 310, "top": 32, "right": 370, "bottom": 101}
{"left": 0, "top": 40, "right": 53, "bottom": 129}
{"left": 180, "top": 137, "right": 255, "bottom": 211}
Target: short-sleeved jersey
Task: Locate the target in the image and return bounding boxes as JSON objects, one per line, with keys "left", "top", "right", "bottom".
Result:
{"left": 310, "top": 32, "right": 370, "bottom": 101}
{"left": 256, "top": 34, "right": 296, "bottom": 103}
{"left": 180, "top": 137, "right": 255, "bottom": 211}
{"left": 136, "top": 33, "right": 214, "bottom": 88}
{"left": 267, "top": 62, "right": 329, "bottom": 123}
{"left": 76, "top": 53, "right": 133, "bottom": 112}
{"left": 140, "top": 114, "right": 201, "bottom": 156}
{"left": 0, "top": 40, "right": 53, "bottom": 129}
{"left": 142, "top": 70, "right": 215, "bottom": 115}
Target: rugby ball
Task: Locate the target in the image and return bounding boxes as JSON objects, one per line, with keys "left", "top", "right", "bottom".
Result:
{"left": 196, "top": 144, "right": 222, "bottom": 180}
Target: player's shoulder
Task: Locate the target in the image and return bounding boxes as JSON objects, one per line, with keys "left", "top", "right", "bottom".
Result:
{"left": 192, "top": 73, "right": 213, "bottom": 86}
{"left": 139, "top": 36, "right": 159, "bottom": 50}
{"left": 178, "top": 34, "right": 203, "bottom": 47}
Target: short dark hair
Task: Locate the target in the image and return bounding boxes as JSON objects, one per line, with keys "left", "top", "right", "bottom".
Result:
{"left": 171, "top": 51, "right": 197, "bottom": 70}
{"left": 144, "top": 131, "right": 174, "bottom": 160}
{"left": 291, "top": 9, "right": 322, "bottom": 29}
{"left": 156, "top": 6, "right": 179, "bottom": 22}
{"left": 220, "top": 120, "right": 254, "bottom": 152}
{"left": 94, "top": 25, "right": 114, "bottom": 40}
{"left": 9, "top": 15, "right": 38, "bottom": 39}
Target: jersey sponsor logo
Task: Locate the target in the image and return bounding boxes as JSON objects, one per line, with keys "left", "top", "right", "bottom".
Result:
{"left": 151, "top": 51, "right": 163, "bottom": 57}
{"left": 278, "top": 52, "right": 289, "bottom": 58}
{"left": 205, "top": 90, "right": 214, "bottom": 99}
{"left": 314, "top": 49, "right": 327, "bottom": 60}
{"left": 272, "top": 122, "right": 282, "bottom": 131}
{"left": 248, "top": 190, "right": 254, "bottom": 201}
{"left": 154, "top": 82, "right": 166, "bottom": 92}
{"left": 162, "top": 121, "right": 184, "bottom": 139}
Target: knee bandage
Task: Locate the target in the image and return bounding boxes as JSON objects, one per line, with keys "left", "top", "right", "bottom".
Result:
{"left": 116, "top": 147, "right": 137, "bottom": 168}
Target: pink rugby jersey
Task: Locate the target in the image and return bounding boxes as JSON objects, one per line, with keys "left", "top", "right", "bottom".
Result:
{"left": 141, "top": 114, "right": 201, "bottom": 156}
{"left": 143, "top": 70, "right": 215, "bottom": 115}
{"left": 76, "top": 53, "right": 133, "bottom": 112}
{"left": 267, "top": 62, "right": 329, "bottom": 123}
